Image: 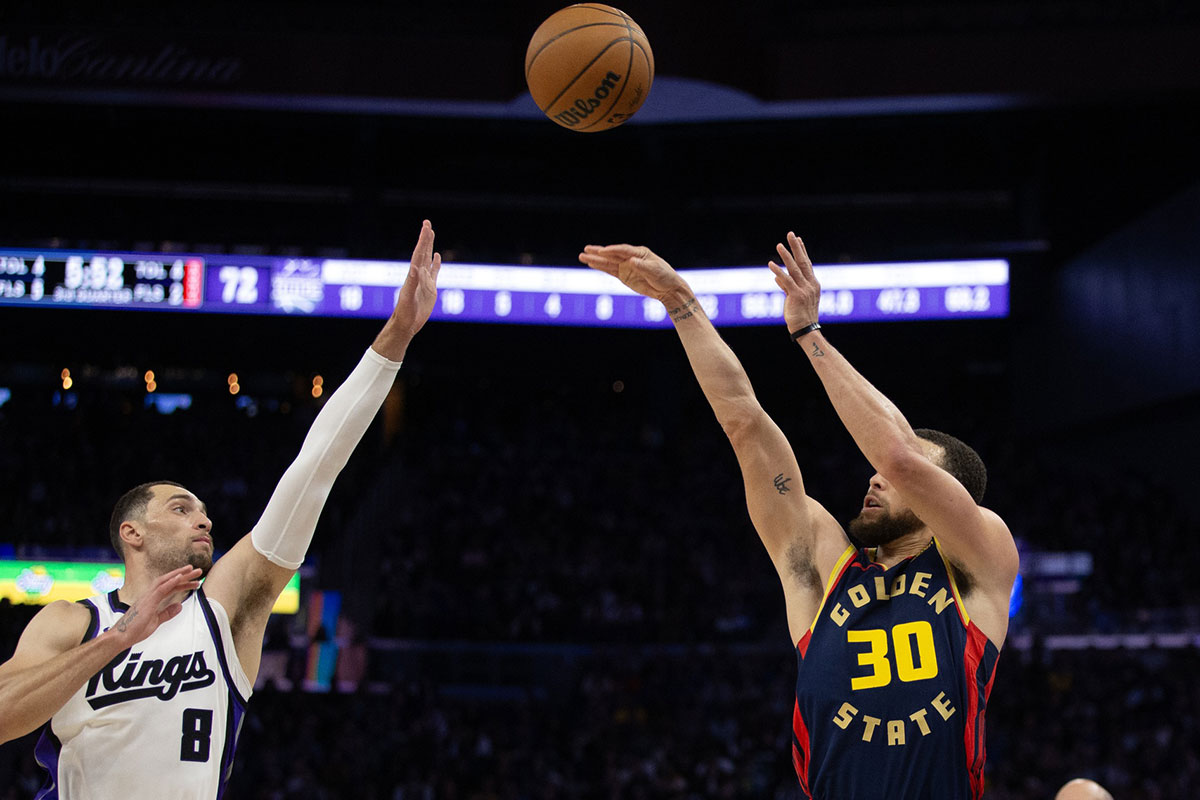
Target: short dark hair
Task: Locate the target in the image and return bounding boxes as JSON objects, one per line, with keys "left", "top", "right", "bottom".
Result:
{"left": 913, "top": 429, "right": 987, "bottom": 504}
{"left": 109, "top": 481, "right": 186, "bottom": 559}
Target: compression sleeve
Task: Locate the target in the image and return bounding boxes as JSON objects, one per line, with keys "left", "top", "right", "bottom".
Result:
{"left": 250, "top": 347, "right": 400, "bottom": 569}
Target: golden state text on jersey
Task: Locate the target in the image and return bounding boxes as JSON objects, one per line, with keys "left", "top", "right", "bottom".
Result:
{"left": 792, "top": 540, "right": 999, "bottom": 800}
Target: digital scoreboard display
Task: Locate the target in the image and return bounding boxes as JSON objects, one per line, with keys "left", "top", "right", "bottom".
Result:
{"left": 0, "top": 248, "right": 1009, "bottom": 326}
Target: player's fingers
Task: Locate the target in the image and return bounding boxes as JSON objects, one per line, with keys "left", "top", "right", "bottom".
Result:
{"left": 411, "top": 220, "right": 435, "bottom": 264}
{"left": 429, "top": 252, "right": 442, "bottom": 282}
{"left": 156, "top": 565, "right": 200, "bottom": 588}
{"left": 158, "top": 603, "right": 185, "bottom": 625}
{"left": 591, "top": 243, "right": 640, "bottom": 259}
{"left": 578, "top": 253, "right": 618, "bottom": 276}
{"left": 788, "top": 232, "right": 817, "bottom": 281}
{"left": 775, "top": 241, "right": 796, "bottom": 267}
{"left": 768, "top": 261, "right": 795, "bottom": 289}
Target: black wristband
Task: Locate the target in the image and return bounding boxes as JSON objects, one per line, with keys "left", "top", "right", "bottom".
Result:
{"left": 790, "top": 322, "right": 821, "bottom": 341}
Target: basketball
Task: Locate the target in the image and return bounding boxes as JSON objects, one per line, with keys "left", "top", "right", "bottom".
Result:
{"left": 525, "top": 4, "right": 655, "bottom": 132}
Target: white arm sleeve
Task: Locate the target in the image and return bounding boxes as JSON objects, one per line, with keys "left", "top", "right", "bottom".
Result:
{"left": 250, "top": 347, "right": 401, "bottom": 569}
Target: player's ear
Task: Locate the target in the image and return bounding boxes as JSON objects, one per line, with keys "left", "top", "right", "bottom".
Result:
{"left": 119, "top": 520, "right": 145, "bottom": 550}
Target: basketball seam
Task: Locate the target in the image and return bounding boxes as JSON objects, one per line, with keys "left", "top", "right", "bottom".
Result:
{"left": 573, "top": 4, "right": 633, "bottom": 22}
{"left": 578, "top": 14, "right": 635, "bottom": 131}
{"left": 525, "top": 22, "right": 640, "bottom": 79}
{"left": 542, "top": 37, "right": 633, "bottom": 113}
{"left": 630, "top": 39, "right": 654, "bottom": 85}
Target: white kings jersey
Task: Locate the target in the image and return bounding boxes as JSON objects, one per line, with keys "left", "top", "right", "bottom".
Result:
{"left": 34, "top": 588, "right": 253, "bottom": 800}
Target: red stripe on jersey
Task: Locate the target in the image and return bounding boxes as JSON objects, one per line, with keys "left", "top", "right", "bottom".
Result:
{"left": 792, "top": 698, "right": 812, "bottom": 798}
{"left": 961, "top": 622, "right": 993, "bottom": 799}
{"left": 796, "top": 629, "right": 813, "bottom": 659}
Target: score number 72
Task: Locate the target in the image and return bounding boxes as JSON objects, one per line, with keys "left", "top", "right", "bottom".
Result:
{"left": 218, "top": 266, "right": 259, "bottom": 304}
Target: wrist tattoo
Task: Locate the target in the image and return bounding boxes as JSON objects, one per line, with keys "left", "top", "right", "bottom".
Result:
{"left": 115, "top": 609, "right": 138, "bottom": 633}
{"left": 669, "top": 296, "right": 699, "bottom": 322}
{"left": 810, "top": 340, "right": 825, "bottom": 358}
{"left": 773, "top": 473, "right": 793, "bottom": 494}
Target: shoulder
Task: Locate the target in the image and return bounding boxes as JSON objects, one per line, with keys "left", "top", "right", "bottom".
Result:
{"left": 34, "top": 600, "right": 96, "bottom": 646}
{"left": 0, "top": 600, "right": 94, "bottom": 672}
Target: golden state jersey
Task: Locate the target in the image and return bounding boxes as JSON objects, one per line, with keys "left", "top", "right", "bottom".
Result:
{"left": 792, "top": 540, "right": 999, "bottom": 800}
{"left": 35, "top": 588, "right": 252, "bottom": 800}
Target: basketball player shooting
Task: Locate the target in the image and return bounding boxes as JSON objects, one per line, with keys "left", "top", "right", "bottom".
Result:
{"left": 0, "top": 221, "right": 442, "bottom": 799}
{"left": 580, "top": 235, "right": 1018, "bottom": 799}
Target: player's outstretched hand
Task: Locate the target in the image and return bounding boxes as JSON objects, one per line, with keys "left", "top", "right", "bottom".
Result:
{"left": 579, "top": 244, "right": 687, "bottom": 302}
{"left": 109, "top": 566, "right": 202, "bottom": 648}
{"left": 768, "top": 232, "right": 821, "bottom": 335}
{"left": 391, "top": 220, "right": 443, "bottom": 340}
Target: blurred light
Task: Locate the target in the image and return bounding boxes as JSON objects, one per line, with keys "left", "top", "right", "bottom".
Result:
{"left": 144, "top": 370, "right": 155, "bottom": 383}
{"left": 1009, "top": 572, "right": 1024, "bottom": 618}
{"left": 230, "top": 382, "right": 240, "bottom": 395}
{"left": 227, "top": 373, "right": 238, "bottom": 386}
{"left": 60, "top": 368, "right": 70, "bottom": 380}
{"left": 313, "top": 375, "right": 323, "bottom": 387}
{"left": 146, "top": 381, "right": 157, "bottom": 393}
{"left": 62, "top": 377, "right": 73, "bottom": 390}
{"left": 145, "top": 393, "right": 193, "bottom": 414}
{"left": 51, "top": 391, "right": 78, "bottom": 409}
{"left": 612, "top": 380, "right": 625, "bottom": 393}
{"left": 311, "top": 385, "right": 323, "bottom": 398}
{"left": 0, "top": 387, "right": 10, "bottom": 408}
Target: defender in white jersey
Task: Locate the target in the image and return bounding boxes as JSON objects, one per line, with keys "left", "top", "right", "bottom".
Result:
{"left": 0, "top": 220, "right": 444, "bottom": 799}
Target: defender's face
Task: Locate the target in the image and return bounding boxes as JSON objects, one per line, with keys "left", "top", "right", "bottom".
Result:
{"left": 141, "top": 485, "right": 214, "bottom": 575}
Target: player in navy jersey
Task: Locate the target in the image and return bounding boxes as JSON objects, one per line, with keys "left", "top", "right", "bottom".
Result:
{"left": 581, "top": 235, "right": 1018, "bottom": 800}
{"left": 0, "top": 221, "right": 443, "bottom": 799}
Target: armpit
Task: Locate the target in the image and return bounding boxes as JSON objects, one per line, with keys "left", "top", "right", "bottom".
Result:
{"left": 786, "top": 538, "right": 822, "bottom": 591}
{"left": 948, "top": 559, "right": 976, "bottom": 598}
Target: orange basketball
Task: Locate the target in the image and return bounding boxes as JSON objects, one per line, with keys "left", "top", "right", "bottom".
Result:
{"left": 525, "top": 4, "right": 654, "bottom": 132}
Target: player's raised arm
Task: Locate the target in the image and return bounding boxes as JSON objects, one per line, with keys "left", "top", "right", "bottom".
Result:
{"left": 769, "top": 232, "right": 1018, "bottom": 644}
{"left": 203, "top": 220, "right": 442, "bottom": 682}
{"left": 580, "top": 244, "right": 850, "bottom": 643}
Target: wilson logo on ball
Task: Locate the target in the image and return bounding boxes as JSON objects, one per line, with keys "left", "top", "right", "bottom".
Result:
{"left": 525, "top": 4, "right": 654, "bottom": 133}
{"left": 553, "top": 71, "right": 622, "bottom": 127}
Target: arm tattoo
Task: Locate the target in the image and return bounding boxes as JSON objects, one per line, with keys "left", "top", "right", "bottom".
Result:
{"left": 115, "top": 609, "right": 138, "bottom": 633}
{"left": 810, "top": 340, "right": 825, "bottom": 358}
{"left": 773, "top": 473, "right": 793, "bottom": 495}
{"left": 669, "top": 296, "right": 700, "bottom": 322}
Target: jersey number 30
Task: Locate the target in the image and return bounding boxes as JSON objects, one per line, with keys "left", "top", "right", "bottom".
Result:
{"left": 847, "top": 620, "right": 938, "bottom": 690}
{"left": 181, "top": 708, "right": 214, "bottom": 762}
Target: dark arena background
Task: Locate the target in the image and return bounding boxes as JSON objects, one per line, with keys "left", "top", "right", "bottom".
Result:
{"left": 2, "top": 1, "right": 1199, "bottom": 797}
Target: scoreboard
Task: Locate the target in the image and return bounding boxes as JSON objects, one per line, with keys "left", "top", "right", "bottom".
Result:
{"left": 0, "top": 248, "right": 1009, "bottom": 327}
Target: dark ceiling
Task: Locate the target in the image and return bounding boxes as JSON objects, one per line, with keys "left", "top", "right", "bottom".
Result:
{"left": 2, "top": 0, "right": 1199, "bottom": 271}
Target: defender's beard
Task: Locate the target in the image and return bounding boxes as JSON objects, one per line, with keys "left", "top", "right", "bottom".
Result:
{"left": 148, "top": 543, "right": 213, "bottom": 578}
{"left": 848, "top": 507, "right": 924, "bottom": 547}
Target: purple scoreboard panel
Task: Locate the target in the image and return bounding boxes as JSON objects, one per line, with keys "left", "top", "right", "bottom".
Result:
{"left": 0, "top": 249, "right": 1008, "bottom": 326}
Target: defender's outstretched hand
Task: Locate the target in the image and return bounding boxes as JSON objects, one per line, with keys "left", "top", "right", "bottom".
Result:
{"left": 391, "top": 219, "right": 443, "bottom": 339}
{"left": 767, "top": 232, "right": 821, "bottom": 335}
{"left": 580, "top": 244, "right": 687, "bottom": 302}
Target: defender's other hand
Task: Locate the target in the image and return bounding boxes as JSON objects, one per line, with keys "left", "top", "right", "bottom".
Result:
{"left": 108, "top": 566, "right": 203, "bottom": 648}
{"left": 579, "top": 244, "right": 687, "bottom": 303}
{"left": 767, "top": 232, "right": 821, "bottom": 334}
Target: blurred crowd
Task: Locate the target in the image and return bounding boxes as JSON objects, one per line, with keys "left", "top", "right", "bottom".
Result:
{"left": 1, "top": 331, "right": 1198, "bottom": 797}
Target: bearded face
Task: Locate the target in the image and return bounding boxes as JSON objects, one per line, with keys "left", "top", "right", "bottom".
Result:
{"left": 848, "top": 505, "right": 924, "bottom": 547}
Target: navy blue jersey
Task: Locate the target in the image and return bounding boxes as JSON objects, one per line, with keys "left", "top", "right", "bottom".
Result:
{"left": 792, "top": 540, "right": 999, "bottom": 800}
